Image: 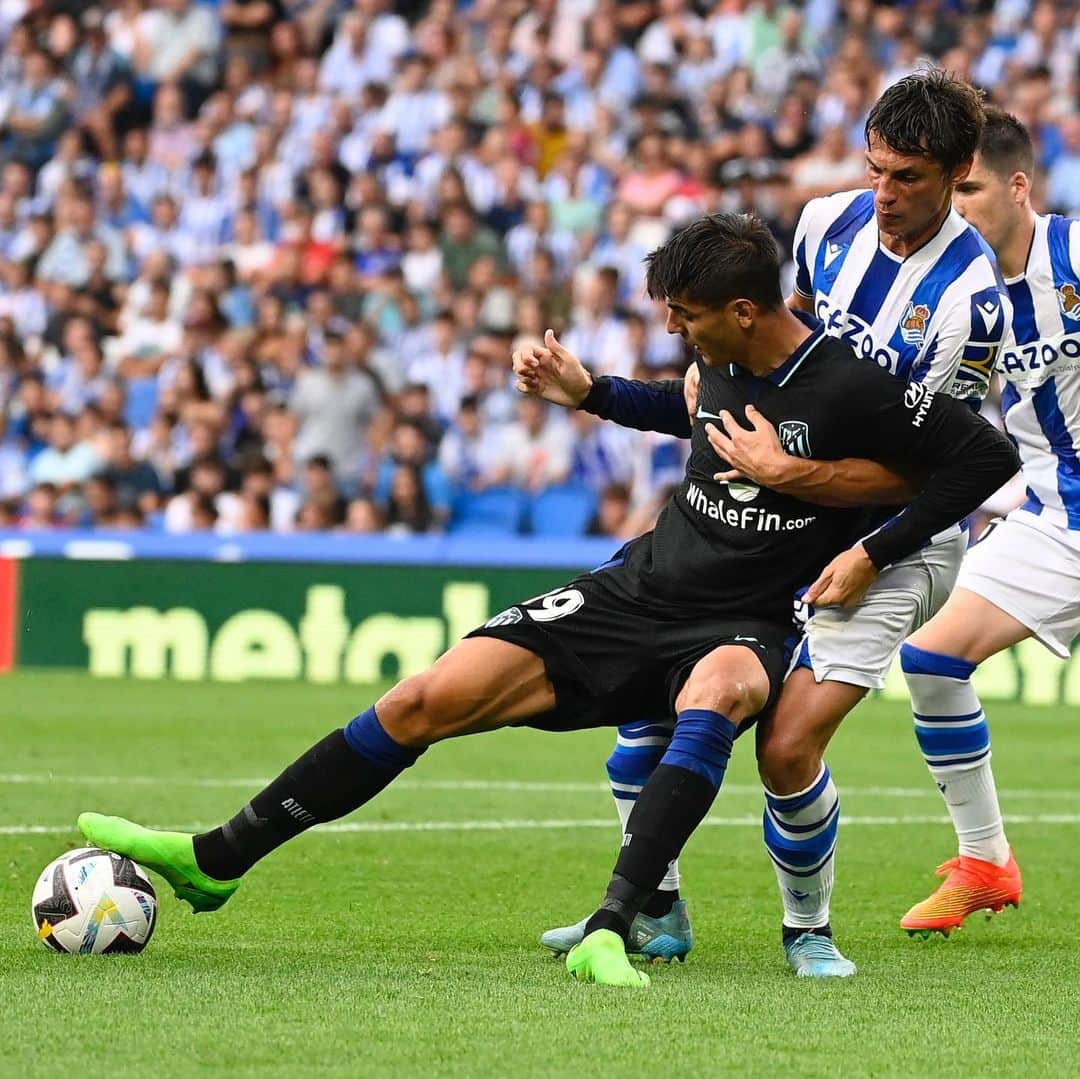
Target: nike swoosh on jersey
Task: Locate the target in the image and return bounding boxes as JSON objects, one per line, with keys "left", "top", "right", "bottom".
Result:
{"left": 696, "top": 407, "right": 724, "bottom": 420}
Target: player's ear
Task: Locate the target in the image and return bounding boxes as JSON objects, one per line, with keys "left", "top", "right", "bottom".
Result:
{"left": 732, "top": 298, "right": 755, "bottom": 327}
{"left": 1011, "top": 169, "right": 1031, "bottom": 205}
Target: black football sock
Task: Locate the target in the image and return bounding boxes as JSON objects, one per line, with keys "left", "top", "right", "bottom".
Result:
{"left": 193, "top": 708, "right": 424, "bottom": 880}
{"left": 782, "top": 923, "right": 833, "bottom": 946}
{"left": 584, "top": 763, "right": 721, "bottom": 941}
{"left": 640, "top": 887, "right": 680, "bottom": 919}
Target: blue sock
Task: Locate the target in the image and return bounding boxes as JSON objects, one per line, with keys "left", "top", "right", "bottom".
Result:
{"left": 661, "top": 708, "right": 737, "bottom": 787}
{"left": 343, "top": 706, "right": 427, "bottom": 771}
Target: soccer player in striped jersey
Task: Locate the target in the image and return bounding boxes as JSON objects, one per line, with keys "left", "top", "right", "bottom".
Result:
{"left": 898, "top": 109, "right": 1076, "bottom": 935}
{"left": 541, "top": 70, "right": 1014, "bottom": 976}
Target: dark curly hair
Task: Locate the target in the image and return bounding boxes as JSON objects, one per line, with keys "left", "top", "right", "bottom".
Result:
{"left": 644, "top": 213, "right": 783, "bottom": 310}
{"left": 866, "top": 68, "right": 984, "bottom": 175}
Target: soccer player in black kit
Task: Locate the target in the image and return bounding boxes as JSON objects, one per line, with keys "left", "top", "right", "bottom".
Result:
{"left": 76, "top": 213, "right": 1019, "bottom": 988}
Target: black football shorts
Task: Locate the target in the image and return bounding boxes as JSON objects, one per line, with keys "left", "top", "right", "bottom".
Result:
{"left": 466, "top": 562, "right": 792, "bottom": 732}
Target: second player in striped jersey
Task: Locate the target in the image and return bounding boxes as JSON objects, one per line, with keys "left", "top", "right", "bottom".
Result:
{"left": 898, "top": 109, "right": 1079, "bottom": 934}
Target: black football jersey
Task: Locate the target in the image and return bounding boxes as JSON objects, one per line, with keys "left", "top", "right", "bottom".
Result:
{"left": 587, "top": 325, "right": 1018, "bottom": 625}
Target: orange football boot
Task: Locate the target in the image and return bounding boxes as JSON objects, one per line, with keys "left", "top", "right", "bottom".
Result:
{"left": 900, "top": 850, "right": 1022, "bottom": 937}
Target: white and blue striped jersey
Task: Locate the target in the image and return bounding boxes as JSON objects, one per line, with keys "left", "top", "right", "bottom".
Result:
{"left": 793, "top": 189, "right": 1008, "bottom": 402}
{"left": 997, "top": 213, "right": 1080, "bottom": 531}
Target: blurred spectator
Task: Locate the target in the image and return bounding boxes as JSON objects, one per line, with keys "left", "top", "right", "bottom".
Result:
{"left": 101, "top": 421, "right": 162, "bottom": 514}
{"left": 438, "top": 394, "right": 505, "bottom": 491}
{"left": 439, "top": 199, "right": 503, "bottom": 289}
{"left": 3, "top": 49, "right": 68, "bottom": 171}
{"left": 29, "top": 412, "right": 101, "bottom": 488}
{"left": 134, "top": 0, "right": 220, "bottom": 115}
{"left": 499, "top": 397, "right": 572, "bottom": 492}
{"left": 373, "top": 418, "right": 452, "bottom": 522}
{"left": 343, "top": 495, "right": 384, "bottom": 534}
{"left": 289, "top": 331, "right": 382, "bottom": 480}
{"left": 1047, "top": 116, "right": 1080, "bottom": 218}
{"left": 383, "top": 461, "right": 437, "bottom": 535}
{"left": 588, "top": 481, "right": 632, "bottom": 539}
{"left": 21, "top": 482, "right": 61, "bottom": 528}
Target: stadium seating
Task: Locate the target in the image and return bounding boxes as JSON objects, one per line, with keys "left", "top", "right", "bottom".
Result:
{"left": 528, "top": 485, "right": 597, "bottom": 537}
{"left": 448, "top": 487, "right": 529, "bottom": 535}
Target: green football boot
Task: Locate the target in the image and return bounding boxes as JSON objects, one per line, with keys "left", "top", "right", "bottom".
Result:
{"left": 566, "top": 929, "right": 650, "bottom": 987}
{"left": 78, "top": 813, "right": 240, "bottom": 913}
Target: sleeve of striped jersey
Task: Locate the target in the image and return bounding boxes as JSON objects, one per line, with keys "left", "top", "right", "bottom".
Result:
{"left": 915, "top": 281, "right": 1009, "bottom": 402}
{"left": 578, "top": 375, "right": 692, "bottom": 438}
{"left": 791, "top": 199, "right": 815, "bottom": 298}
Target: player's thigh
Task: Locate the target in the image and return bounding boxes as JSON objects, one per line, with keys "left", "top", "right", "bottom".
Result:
{"left": 931, "top": 512, "right": 1080, "bottom": 662}
{"left": 907, "top": 587, "right": 1031, "bottom": 664}
{"left": 755, "top": 667, "right": 867, "bottom": 791}
{"left": 676, "top": 643, "right": 772, "bottom": 724}
{"left": 377, "top": 637, "right": 555, "bottom": 746}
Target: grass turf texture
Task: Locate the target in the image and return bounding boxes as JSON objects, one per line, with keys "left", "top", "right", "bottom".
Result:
{"left": 2, "top": 671, "right": 1079, "bottom": 1078}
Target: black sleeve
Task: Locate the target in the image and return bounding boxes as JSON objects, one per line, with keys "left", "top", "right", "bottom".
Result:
{"left": 578, "top": 375, "right": 691, "bottom": 439}
{"left": 840, "top": 378, "right": 1020, "bottom": 569}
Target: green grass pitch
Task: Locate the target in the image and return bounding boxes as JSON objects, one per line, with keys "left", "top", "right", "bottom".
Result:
{"left": 2, "top": 671, "right": 1079, "bottom": 1077}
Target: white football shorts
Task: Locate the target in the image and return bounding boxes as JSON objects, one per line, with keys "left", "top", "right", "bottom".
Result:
{"left": 956, "top": 507, "right": 1080, "bottom": 658}
{"left": 793, "top": 532, "right": 967, "bottom": 689}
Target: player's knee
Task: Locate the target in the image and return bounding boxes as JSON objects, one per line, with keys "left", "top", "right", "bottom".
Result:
{"left": 757, "top": 727, "right": 820, "bottom": 795}
{"left": 678, "top": 675, "right": 765, "bottom": 723}
{"left": 376, "top": 670, "right": 467, "bottom": 747}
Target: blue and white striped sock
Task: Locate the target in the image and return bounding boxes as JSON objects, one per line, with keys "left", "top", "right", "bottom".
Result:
{"left": 607, "top": 720, "right": 679, "bottom": 892}
{"left": 900, "top": 642, "right": 1009, "bottom": 866}
{"left": 763, "top": 764, "right": 838, "bottom": 930}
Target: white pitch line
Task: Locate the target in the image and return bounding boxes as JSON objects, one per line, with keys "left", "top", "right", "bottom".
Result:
{"left": 0, "top": 773, "right": 1077, "bottom": 800}
{"left": 3, "top": 813, "right": 1080, "bottom": 837}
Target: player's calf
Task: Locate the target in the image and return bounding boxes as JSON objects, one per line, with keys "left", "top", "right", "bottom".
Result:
{"left": 606, "top": 722, "right": 682, "bottom": 914}
{"left": 899, "top": 642, "right": 1010, "bottom": 867}
{"left": 79, "top": 638, "right": 554, "bottom": 901}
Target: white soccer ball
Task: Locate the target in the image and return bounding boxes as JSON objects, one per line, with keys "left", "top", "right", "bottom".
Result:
{"left": 31, "top": 847, "right": 157, "bottom": 954}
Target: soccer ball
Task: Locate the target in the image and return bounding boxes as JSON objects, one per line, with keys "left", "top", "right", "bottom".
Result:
{"left": 31, "top": 847, "right": 157, "bottom": 954}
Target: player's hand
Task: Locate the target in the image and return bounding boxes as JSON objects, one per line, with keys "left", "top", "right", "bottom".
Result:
{"left": 684, "top": 362, "right": 700, "bottom": 425}
{"left": 705, "top": 405, "right": 788, "bottom": 485}
{"left": 805, "top": 544, "right": 878, "bottom": 608}
{"left": 512, "top": 329, "right": 592, "bottom": 408}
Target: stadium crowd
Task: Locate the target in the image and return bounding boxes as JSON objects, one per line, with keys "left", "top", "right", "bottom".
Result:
{"left": 0, "top": 0, "right": 1074, "bottom": 537}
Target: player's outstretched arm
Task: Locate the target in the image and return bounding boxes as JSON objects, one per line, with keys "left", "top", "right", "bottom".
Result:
{"left": 512, "top": 329, "right": 593, "bottom": 408}
{"left": 513, "top": 330, "right": 692, "bottom": 437}
{"left": 704, "top": 405, "right": 918, "bottom": 507}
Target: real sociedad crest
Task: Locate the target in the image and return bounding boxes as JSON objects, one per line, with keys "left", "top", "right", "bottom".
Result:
{"left": 899, "top": 301, "right": 931, "bottom": 346}
{"left": 1058, "top": 283, "right": 1080, "bottom": 319}
{"left": 778, "top": 420, "right": 811, "bottom": 458}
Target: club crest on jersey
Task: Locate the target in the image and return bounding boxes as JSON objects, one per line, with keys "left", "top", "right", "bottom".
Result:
{"left": 899, "top": 302, "right": 931, "bottom": 346}
{"left": 1057, "top": 283, "right": 1080, "bottom": 319}
{"left": 778, "top": 420, "right": 811, "bottom": 458}
{"left": 485, "top": 607, "right": 522, "bottom": 628}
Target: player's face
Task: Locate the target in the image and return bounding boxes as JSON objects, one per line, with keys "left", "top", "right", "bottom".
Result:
{"left": 865, "top": 134, "right": 958, "bottom": 244}
{"left": 953, "top": 154, "right": 1020, "bottom": 253}
{"left": 664, "top": 296, "right": 737, "bottom": 364}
